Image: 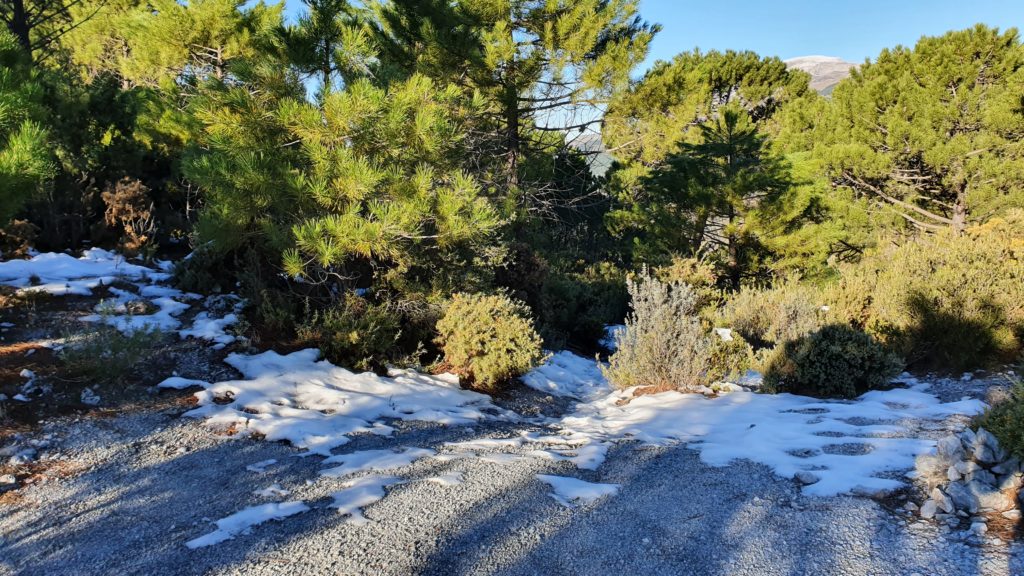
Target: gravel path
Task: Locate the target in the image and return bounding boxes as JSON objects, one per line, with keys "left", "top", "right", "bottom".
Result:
{"left": 2, "top": 377, "right": 1023, "bottom": 576}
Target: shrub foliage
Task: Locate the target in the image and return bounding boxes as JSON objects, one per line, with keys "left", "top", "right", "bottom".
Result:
{"left": 762, "top": 324, "right": 902, "bottom": 399}
{"left": 602, "top": 273, "right": 720, "bottom": 392}
{"left": 435, "top": 293, "right": 544, "bottom": 393}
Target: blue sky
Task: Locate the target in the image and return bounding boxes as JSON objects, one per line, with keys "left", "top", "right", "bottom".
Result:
{"left": 280, "top": 0, "right": 1024, "bottom": 70}
{"left": 639, "top": 0, "right": 1024, "bottom": 65}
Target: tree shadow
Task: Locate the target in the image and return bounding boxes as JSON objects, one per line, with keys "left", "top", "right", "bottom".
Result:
{"left": 902, "top": 290, "right": 1018, "bottom": 374}
{"left": 0, "top": 401, "right": 1009, "bottom": 575}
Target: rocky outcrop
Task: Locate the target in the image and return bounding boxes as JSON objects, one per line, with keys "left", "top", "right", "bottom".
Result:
{"left": 914, "top": 427, "right": 1022, "bottom": 529}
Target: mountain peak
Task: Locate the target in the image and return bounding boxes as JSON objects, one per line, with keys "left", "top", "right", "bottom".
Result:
{"left": 785, "top": 55, "right": 856, "bottom": 95}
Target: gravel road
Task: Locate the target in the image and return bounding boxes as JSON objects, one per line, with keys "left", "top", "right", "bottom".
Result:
{"left": 2, "top": 378, "right": 1023, "bottom": 576}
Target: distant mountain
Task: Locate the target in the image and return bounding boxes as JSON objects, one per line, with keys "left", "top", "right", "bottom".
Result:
{"left": 785, "top": 55, "right": 856, "bottom": 96}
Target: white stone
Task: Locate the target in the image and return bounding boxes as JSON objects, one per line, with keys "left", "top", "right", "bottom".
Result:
{"left": 936, "top": 435, "right": 965, "bottom": 460}
{"left": 967, "top": 480, "right": 1015, "bottom": 512}
{"left": 920, "top": 499, "right": 938, "bottom": 519}
{"left": 1001, "top": 509, "right": 1022, "bottom": 521}
{"left": 931, "top": 487, "right": 954, "bottom": 514}
{"left": 947, "top": 466, "right": 962, "bottom": 482}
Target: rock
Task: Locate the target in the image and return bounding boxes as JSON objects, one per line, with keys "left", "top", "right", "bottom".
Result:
{"left": 945, "top": 482, "right": 979, "bottom": 514}
{"left": 956, "top": 460, "right": 981, "bottom": 475}
{"left": 931, "top": 487, "right": 955, "bottom": 514}
{"left": 80, "top": 388, "right": 101, "bottom": 407}
{"left": 904, "top": 502, "right": 919, "bottom": 512}
{"left": 1001, "top": 509, "right": 1022, "bottom": 521}
{"left": 920, "top": 499, "right": 938, "bottom": 519}
{"left": 794, "top": 471, "right": 820, "bottom": 485}
{"left": 947, "top": 466, "right": 962, "bottom": 482}
{"left": 937, "top": 435, "right": 965, "bottom": 461}
{"left": 993, "top": 458, "right": 1021, "bottom": 475}
{"left": 7, "top": 448, "right": 37, "bottom": 466}
{"left": 967, "top": 469, "right": 997, "bottom": 486}
{"left": 969, "top": 522, "right": 988, "bottom": 536}
{"left": 999, "top": 473, "right": 1023, "bottom": 492}
{"left": 961, "top": 428, "right": 977, "bottom": 451}
{"left": 974, "top": 429, "right": 1002, "bottom": 464}
{"left": 967, "top": 480, "right": 1015, "bottom": 512}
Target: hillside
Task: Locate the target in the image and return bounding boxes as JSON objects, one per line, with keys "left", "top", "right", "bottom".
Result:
{"left": 785, "top": 55, "right": 856, "bottom": 95}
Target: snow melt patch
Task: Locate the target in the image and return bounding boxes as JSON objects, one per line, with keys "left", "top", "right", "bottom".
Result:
{"left": 180, "top": 312, "right": 238, "bottom": 349}
{"left": 185, "top": 501, "right": 309, "bottom": 548}
{"left": 546, "top": 357, "right": 987, "bottom": 496}
{"left": 181, "top": 349, "right": 506, "bottom": 456}
{"left": 521, "top": 351, "right": 610, "bottom": 401}
{"left": 320, "top": 447, "right": 435, "bottom": 478}
{"left": 329, "top": 475, "right": 402, "bottom": 525}
{"left": 537, "top": 474, "right": 619, "bottom": 507}
{"left": 0, "top": 249, "right": 167, "bottom": 295}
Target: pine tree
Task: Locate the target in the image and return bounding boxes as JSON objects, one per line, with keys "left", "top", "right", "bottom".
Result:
{"left": 185, "top": 52, "right": 499, "bottom": 293}
{"left": 284, "top": 0, "right": 374, "bottom": 99}
{"left": 122, "top": 0, "right": 284, "bottom": 89}
{"left": 604, "top": 49, "right": 810, "bottom": 279}
{"left": 1, "top": 0, "right": 105, "bottom": 60}
{"left": 816, "top": 25, "right": 1024, "bottom": 234}
{"left": 627, "top": 106, "right": 791, "bottom": 287}
{"left": 371, "top": 0, "right": 657, "bottom": 210}
{"left": 0, "top": 30, "right": 53, "bottom": 222}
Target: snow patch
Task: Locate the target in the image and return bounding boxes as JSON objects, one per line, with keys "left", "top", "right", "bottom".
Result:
{"left": 0, "top": 249, "right": 168, "bottom": 295}
{"left": 320, "top": 447, "right": 435, "bottom": 478}
{"left": 522, "top": 351, "right": 610, "bottom": 401}
{"left": 537, "top": 474, "right": 619, "bottom": 507}
{"left": 329, "top": 475, "right": 402, "bottom": 525}
{"left": 182, "top": 349, "right": 506, "bottom": 456}
{"left": 185, "top": 501, "right": 309, "bottom": 548}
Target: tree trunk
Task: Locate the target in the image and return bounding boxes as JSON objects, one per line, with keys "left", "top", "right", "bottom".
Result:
{"left": 951, "top": 186, "right": 968, "bottom": 235}
{"left": 8, "top": 0, "right": 32, "bottom": 54}
{"left": 503, "top": 83, "right": 520, "bottom": 190}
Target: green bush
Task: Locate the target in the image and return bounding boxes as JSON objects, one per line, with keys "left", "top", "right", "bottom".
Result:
{"left": 435, "top": 293, "right": 544, "bottom": 393}
{"left": 827, "top": 213, "right": 1024, "bottom": 372}
{"left": 762, "top": 324, "right": 902, "bottom": 399}
{"left": 601, "top": 273, "right": 718, "bottom": 392}
{"left": 707, "top": 332, "right": 754, "bottom": 384}
{"left": 719, "top": 278, "right": 825, "bottom": 350}
{"left": 655, "top": 256, "right": 723, "bottom": 316}
{"left": 973, "top": 377, "right": 1024, "bottom": 460}
{"left": 298, "top": 294, "right": 402, "bottom": 373}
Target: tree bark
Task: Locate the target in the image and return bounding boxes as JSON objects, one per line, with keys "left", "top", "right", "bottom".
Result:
{"left": 952, "top": 185, "right": 968, "bottom": 235}
{"left": 8, "top": 0, "right": 32, "bottom": 53}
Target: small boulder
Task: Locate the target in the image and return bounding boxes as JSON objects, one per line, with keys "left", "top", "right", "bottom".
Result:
{"left": 1002, "top": 509, "right": 1022, "bottom": 521}
{"left": 956, "top": 460, "right": 981, "bottom": 475}
{"left": 967, "top": 480, "right": 1015, "bottom": 512}
{"left": 936, "top": 435, "right": 964, "bottom": 461}
{"left": 947, "top": 466, "right": 962, "bottom": 482}
{"left": 974, "top": 429, "right": 1002, "bottom": 464}
{"left": 961, "top": 428, "right": 977, "bottom": 450}
{"left": 794, "top": 471, "right": 820, "bottom": 485}
{"left": 920, "top": 499, "right": 938, "bottom": 519}
{"left": 931, "top": 487, "right": 955, "bottom": 514}
{"left": 945, "top": 482, "right": 979, "bottom": 514}
{"left": 967, "top": 469, "right": 997, "bottom": 487}
{"left": 993, "top": 457, "right": 1021, "bottom": 476}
